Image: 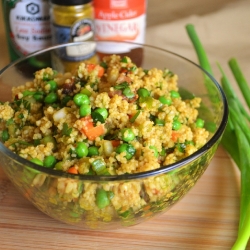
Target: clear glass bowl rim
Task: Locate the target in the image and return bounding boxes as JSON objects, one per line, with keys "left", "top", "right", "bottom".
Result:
{"left": 0, "top": 41, "right": 228, "bottom": 181}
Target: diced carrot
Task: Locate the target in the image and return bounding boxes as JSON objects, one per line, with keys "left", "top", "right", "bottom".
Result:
{"left": 84, "top": 124, "right": 105, "bottom": 141}
{"left": 80, "top": 115, "right": 94, "bottom": 129}
{"left": 86, "top": 64, "right": 105, "bottom": 77}
{"left": 152, "top": 188, "right": 160, "bottom": 195}
{"left": 67, "top": 166, "right": 78, "bottom": 174}
{"left": 120, "top": 68, "right": 128, "bottom": 74}
{"left": 80, "top": 115, "right": 105, "bottom": 140}
{"left": 171, "top": 131, "right": 180, "bottom": 142}
{"left": 97, "top": 65, "right": 105, "bottom": 77}
{"left": 86, "top": 63, "right": 95, "bottom": 71}
{"left": 111, "top": 140, "right": 121, "bottom": 147}
{"left": 143, "top": 205, "right": 151, "bottom": 211}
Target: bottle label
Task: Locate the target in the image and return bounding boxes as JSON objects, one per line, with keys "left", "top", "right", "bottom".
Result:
{"left": 9, "top": 0, "right": 52, "bottom": 55}
{"left": 52, "top": 18, "right": 95, "bottom": 61}
{"left": 94, "top": 0, "right": 146, "bottom": 53}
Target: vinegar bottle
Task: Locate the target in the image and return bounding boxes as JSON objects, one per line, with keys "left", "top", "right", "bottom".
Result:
{"left": 2, "top": 0, "right": 52, "bottom": 68}
{"left": 93, "top": 0, "right": 147, "bottom": 66}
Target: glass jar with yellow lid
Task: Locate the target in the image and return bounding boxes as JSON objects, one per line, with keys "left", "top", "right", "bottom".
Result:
{"left": 50, "top": 0, "right": 97, "bottom": 72}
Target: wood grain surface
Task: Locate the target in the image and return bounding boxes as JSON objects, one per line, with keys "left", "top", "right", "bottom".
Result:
{"left": 0, "top": 0, "right": 248, "bottom": 249}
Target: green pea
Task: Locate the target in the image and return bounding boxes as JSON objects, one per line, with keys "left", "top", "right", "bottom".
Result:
{"left": 61, "top": 95, "right": 72, "bottom": 106}
{"left": 170, "top": 90, "right": 180, "bottom": 98}
{"left": 195, "top": 118, "right": 205, "bottom": 128}
{"left": 155, "top": 118, "right": 165, "bottom": 126}
{"left": 95, "top": 108, "right": 108, "bottom": 120}
{"left": 123, "top": 87, "right": 135, "bottom": 99}
{"left": 96, "top": 188, "right": 110, "bottom": 209}
{"left": 116, "top": 143, "right": 135, "bottom": 160}
{"left": 121, "top": 128, "right": 135, "bottom": 142}
{"left": 41, "top": 135, "right": 56, "bottom": 148}
{"left": 73, "top": 93, "right": 90, "bottom": 106}
{"left": 30, "top": 158, "right": 43, "bottom": 166}
{"left": 137, "top": 88, "right": 150, "bottom": 97}
{"left": 75, "top": 142, "right": 88, "bottom": 158}
{"left": 54, "top": 161, "right": 63, "bottom": 170}
{"left": 44, "top": 155, "right": 57, "bottom": 168}
{"left": 44, "top": 92, "right": 58, "bottom": 104}
{"left": 107, "top": 191, "right": 114, "bottom": 200}
{"left": 88, "top": 146, "right": 99, "bottom": 156}
{"left": 46, "top": 80, "right": 57, "bottom": 92}
{"left": 1, "top": 129, "right": 9, "bottom": 142}
{"left": 116, "top": 143, "right": 127, "bottom": 154}
{"left": 92, "top": 108, "right": 108, "bottom": 123}
{"left": 126, "top": 143, "right": 136, "bottom": 156}
{"left": 172, "top": 120, "right": 182, "bottom": 130}
{"left": 149, "top": 146, "right": 159, "bottom": 157}
{"left": 80, "top": 88, "right": 92, "bottom": 96}
{"left": 33, "top": 91, "right": 44, "bottom": 102}
{"left": 159, "top": 96, "right": 172, "bottom": 105}
{"left": 79, "top": 104, "right": 91, "bottom": 117}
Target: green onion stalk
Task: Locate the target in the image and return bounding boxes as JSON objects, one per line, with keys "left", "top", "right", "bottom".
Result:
{"left": 185, "top": 23, "right": 250, "bottom": 250}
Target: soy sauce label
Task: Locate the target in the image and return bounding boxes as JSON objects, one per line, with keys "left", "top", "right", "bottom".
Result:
{"left": 9, "top": 0, "right": 52, "bottom": 56}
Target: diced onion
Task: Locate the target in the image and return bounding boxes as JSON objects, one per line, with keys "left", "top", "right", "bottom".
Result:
{"left": 53, "top": 107, "right": 68, "bottom": 122}
{"left": 103, "top": 140, "right": 113, "bottom": 156}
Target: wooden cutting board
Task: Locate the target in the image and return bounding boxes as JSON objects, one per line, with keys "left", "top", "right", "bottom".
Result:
{"left": 0, "top": 1, "right": 246, "bottom": 249}
{"left": 1, "top": 146, "right": 248, "bottom": 250}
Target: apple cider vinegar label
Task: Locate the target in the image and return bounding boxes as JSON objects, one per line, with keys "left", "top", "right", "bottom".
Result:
{"left": 93, "top": 0, "right": 146, "bottom": 53}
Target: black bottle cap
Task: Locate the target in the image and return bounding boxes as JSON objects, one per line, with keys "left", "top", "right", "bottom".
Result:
{"left": 51, "top": 0, "right": 92, "bottom": 6}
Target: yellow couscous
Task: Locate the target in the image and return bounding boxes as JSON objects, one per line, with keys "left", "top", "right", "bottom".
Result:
{"left": 0, "top": 55, "right": 210, "bottom": 223}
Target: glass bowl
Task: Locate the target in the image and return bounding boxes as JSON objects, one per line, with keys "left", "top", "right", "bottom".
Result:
{"left": 0, "top": 41, "right": 228, "bottom": 230}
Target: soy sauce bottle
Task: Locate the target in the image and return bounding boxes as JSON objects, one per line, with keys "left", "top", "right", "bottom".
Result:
{"left": 2, "top": 0, "right": 52, "bottom": 68}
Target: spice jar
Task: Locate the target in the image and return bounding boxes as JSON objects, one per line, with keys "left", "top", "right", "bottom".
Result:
{"left": 93, "top": 0, "right": 147, "bottom": 66}
{"left": 50, "top": 0, "right": 97, "bottom": 72}
{"left": 2, "top": 0, "right": 52, "bottom": 68}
